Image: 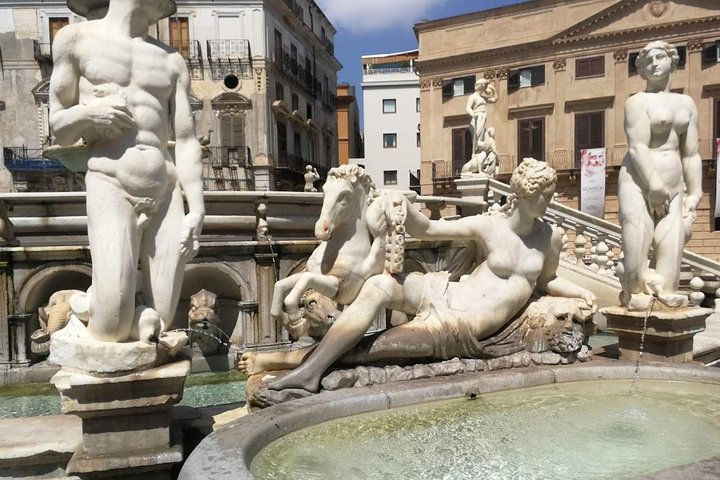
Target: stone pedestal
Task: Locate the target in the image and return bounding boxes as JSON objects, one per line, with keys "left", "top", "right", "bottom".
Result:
{"left": 602, "top": 305, "right": 712, "bottom": 363}
{"left": 455, "top": 175, "right": 489, "bottom": 216}
{"left": 51, "top": 359, "right": 190, "bottom": 479}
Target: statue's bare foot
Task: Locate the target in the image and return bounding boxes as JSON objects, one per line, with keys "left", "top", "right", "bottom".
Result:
{"left": 237, "top": 352, "right": 257, "bottom": 376}
{"left": 658, "top": 293, "right": 689, "bottom": 309}
{"left": 267, "top": 367, "right": 320, "bottom": 393}
{"left": 625, "top": 293, "right": 654, "bottom": 311}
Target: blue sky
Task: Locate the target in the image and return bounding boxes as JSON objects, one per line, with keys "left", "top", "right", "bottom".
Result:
{"left": 315, "top": 0, "right": 526, "bottom": 121}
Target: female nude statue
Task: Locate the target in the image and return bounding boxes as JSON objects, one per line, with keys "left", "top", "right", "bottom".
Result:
{"left": 240, "top": 159, "right": 597, "bottom": 392}
{"left": 618, "top": 41, "right": 702, "bottom": 309}
{"left": 466, "top": 78, "right": 498, "bottom": 156}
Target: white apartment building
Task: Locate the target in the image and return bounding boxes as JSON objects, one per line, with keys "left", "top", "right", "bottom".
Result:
{"left": 0, "top": 0, "right": 341, "bottom": 192}
{"left": 361, "top": 50, "right": 420, "bottom": 192}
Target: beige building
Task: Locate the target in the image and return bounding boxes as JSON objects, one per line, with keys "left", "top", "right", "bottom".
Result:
{"left": 414, "top": 0, "right": 720, "bottom": 259}
{"left": 0, "top": 0, "right": 341, "bottom": 192}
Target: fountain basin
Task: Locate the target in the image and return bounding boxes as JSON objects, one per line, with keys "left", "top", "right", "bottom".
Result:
{"left": 180, "top": 362, "right": 720, "bottom": 479}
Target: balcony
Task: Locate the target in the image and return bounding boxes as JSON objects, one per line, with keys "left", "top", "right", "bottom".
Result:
{"left": 321, "top": 36, "right": 334, "bottom": 56}
{"left": 169, "top": 39, "right": 204, "bottom": 80}
{"left": 275, "top": 47, "right": 317, "bottom": 96}
{"left": 202, "top": 146, "right": 254, "bottom": 191}
{"left": 207, "top": 39, "right": 252, "bottom": 81}
{"left": 275, "top": 151, "right": 328, "bottom": 178}
{"left": 322, "top": 92, "right": 337, "bottom": 111}
{"left": 282, "top": 0, "right": 305, "bottom": 24}
{"left": 32, "top": 41, "right": 52, "bottom": 63}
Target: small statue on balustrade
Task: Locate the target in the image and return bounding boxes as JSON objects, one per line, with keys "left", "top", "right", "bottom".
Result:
{"left": 304, "top": 165, "right": 320, "bottom": 192}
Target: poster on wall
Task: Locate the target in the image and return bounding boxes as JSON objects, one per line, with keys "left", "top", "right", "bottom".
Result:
{"left": 715, "top": 139, "right": 720, "bottom": 220}
{"left": 580, "top": 147, "right": 606, "bottom": 218}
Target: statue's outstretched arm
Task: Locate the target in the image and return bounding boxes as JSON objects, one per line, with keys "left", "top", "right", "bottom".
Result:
{"left": 537, "top": 228, "right": 597, "bottom": 309}
{"left": 171, "top": 53, "right": 205, "bottom": 259}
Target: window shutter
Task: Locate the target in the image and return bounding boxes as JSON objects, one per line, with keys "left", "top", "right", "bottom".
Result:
{"left": 508, "top": 69, "right": 520, "bottom": 91}
{"left": 576, "top": 59, "right": 589, "bottom": 78}
{"left": 464, "top": 75, "right": 476, "bottom": 94}
{"left": 628, "top": 52, "right": 639, "bottom": 74}
{"left": 702, "top": 43, "right": 718, "bottom": 65}
{"left": 676, "top": 46, "right": 687, "bottom": 68}
{"left": 531, "top": 65, "right": 545, "bottom": 86}
{"left": 220, "top": 115, "right": 244, "bottom": 148}
{"left": 442, "top": 80, "right": 453, "bottom": 97}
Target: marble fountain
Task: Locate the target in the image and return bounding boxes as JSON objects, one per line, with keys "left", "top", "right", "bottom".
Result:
{"left": 180, "top": 40, "right": 720, "bottom": 480}
{"left": 2, "top": 4, "right": 720, "bottom": 477}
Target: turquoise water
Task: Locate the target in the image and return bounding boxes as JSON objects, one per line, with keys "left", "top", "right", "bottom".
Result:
{"left": 0, "top": 370, "right": 246, "bottom": 418}
{"left": 252, "top": 380, "right": 720, "bottom": 480}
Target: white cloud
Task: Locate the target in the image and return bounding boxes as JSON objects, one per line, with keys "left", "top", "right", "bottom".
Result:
{"left": 315, "top": 0, "right": 447, "bottom": 33}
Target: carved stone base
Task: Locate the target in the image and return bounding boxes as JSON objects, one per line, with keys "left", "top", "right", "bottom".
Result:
{"left": 454, "top": 176, "right": 489, "bottom": 215}
{"left": 49, "top": 316, "right": 187, "bottom": 374}
{"left": 51, "top": 360, "right": 190, "bottom": 478}
{"left": 602, "top": 305, "right": 712, "bottom": 363}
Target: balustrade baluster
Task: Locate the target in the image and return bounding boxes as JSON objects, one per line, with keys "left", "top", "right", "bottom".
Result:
{"left": 595, "top": 233, "right": 610, "bottom": 274}
{"left": 574, "top": 224, "right": 587, "bottom": 266}
{"left": 689, "top": 275, "right": 705, "bottom": 307}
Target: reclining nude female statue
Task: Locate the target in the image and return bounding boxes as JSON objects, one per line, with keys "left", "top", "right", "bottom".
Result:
{"left": 618, "top": 41, "right": 702, "bottom": 310}
{"left": 240, "top": 159, "right": 597, "bottom": 392}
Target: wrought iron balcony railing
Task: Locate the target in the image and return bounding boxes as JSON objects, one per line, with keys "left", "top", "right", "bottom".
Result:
{"left": 207, "top": 39, "right": 252, "bottom": 81}
{"left": 169, "top": 38, "right": 201, "bottom": 60}
{"left": 32, "top": 41, "right": 52, "bottom": 62}
{"left": 202, "top": 146, "right": 254, "bottom": 191}
{"left": 276, "top": 48, "right": 318, "bottom": 97}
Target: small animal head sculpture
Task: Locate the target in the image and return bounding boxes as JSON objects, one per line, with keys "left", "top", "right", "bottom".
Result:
{"left": 31, "top": 289, "right": 84, "bottom": 356}
{"left": 188, "top": 289, "right": 223, "bottom": 356}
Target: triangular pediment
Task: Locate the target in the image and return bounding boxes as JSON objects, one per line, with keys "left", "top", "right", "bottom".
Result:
{"left": 552, "top": 0, "right": 720, "bottom": 45}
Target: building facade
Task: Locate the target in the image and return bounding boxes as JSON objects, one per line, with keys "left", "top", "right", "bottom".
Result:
{"left": 414, "top": 0, "right": 720, "bottom": 259}
{"left": 0, "top": 0, "right": 341, "bottom": 192}
{"left": 361, "top": 50, "right": 420, "bottom": 192}
{"left": 336, "top": 83, "right": 363, "bottom": 165}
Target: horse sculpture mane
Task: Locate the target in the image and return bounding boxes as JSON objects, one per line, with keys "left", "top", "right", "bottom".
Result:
{"left": 327, "top": 164, "right": 405, "bottom": 274}
{"left": 326, "top": 164, "right": 379, "bottom": 205}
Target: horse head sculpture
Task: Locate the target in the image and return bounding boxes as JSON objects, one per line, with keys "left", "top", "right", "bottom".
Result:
{"left": 315, "top": 164, "right": 377, "bottom": 241}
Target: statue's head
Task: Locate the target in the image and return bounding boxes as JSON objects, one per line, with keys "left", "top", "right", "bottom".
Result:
{"left": 510, "top": 158, "right": 557, "bottom": 201}
{"left": 474, "top": 78, "right": 490, "bottom": 90}
{"left": 635, "top": 41, "right": 679, "bottom": 80}
{"left": 487, "top": 127, "right": 496, "bottom": 137}
{"left": 306, "top": 165, "right": 313, "bottom": 172}
{"left": 67, "top": 0, "right": 177, "bottom": 21}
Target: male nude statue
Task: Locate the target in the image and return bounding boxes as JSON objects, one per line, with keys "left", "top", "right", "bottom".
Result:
{"left": 49, "top": 0, "right": 204, "bottom": 342}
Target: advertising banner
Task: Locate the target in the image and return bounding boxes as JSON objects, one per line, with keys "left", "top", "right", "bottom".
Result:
{"left": 580, "top": 147, "right": 606, "bottom": 218}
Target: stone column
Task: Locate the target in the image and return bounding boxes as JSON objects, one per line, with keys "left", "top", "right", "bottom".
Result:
{"left": 229, "top": 300, "right": 258, "bottom": 347}
{"left": 0, "top": 255, "right": 13, "bottom": 365}
{"left": 255, "top": 249, "right": 280, "bottom": 345}
{"left": 253, "top": 153, "right": 274, "bottom": 191}
{"left": 8, "top": 314, "right": 31, "bottom": 365}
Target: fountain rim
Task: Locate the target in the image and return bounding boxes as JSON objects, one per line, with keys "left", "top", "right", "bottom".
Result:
{"left": 179, "top": 361, "right": 720, "bottom": 480}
